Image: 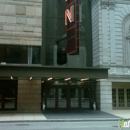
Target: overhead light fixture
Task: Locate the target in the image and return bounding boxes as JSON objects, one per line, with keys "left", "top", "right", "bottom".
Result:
{"left": 65, "top": 78, "right": 71, "bottom": 81}
{"left": 10, "top": 76, "right": 13, "bottom": 80}
{"left": 96, "top": 79, "right": 106, "bottom": 81}
{"left": 81, "top": 78, "right": 89, "bottom": 81}
{"left": 29, "top": 77, "right": 32, "bottom": 80}
{"left": 48, "top": 77, "right": 52, "bottom": 81}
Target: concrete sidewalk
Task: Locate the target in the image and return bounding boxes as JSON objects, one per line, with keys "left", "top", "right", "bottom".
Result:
{"left": 102, "top": 110, "right": 130, "bottom": 119}
{"left": 0, "top": 112, "right": 47, "bottom": 122}
{"left": 0, "top": 110, "right": 129, "bottom": 122}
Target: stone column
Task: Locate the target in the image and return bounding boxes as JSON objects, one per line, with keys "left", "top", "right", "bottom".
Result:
{"left": 17, "top": 79, "right": 41, "bottom": 112}
{"left": 96, "top": 80, "right": 112, "bottom": 110}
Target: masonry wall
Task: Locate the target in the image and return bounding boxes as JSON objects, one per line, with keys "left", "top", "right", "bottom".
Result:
{"left": 17, "top": 79, "right": 41, "bottom": 112}
{"left": 91, "top": 0, "right": 101, "bottom": 67}
{"left": 0, "top": 0, "right": 42, "bottom": 46}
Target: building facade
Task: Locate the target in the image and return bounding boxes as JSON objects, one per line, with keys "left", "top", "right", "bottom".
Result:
{"left": 3, "top": 0, "right": 130, "bottom": 112}
{"left": 0, "top": 0, "right": 42, "bottom": 111}
{"left": 91, "top": 0, "right": 130, "bottom": 110}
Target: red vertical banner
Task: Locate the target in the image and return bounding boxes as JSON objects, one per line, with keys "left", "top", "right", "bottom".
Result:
{"left": 65, "top": 0, "right": 79, "bottom": 55}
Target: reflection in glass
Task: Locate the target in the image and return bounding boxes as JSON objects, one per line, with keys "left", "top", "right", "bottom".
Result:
{"left": 47, "top": 88, "right": 55, "bottom": 108}
{"left": 70, "top": 89, "right": 78, "bottom": 108}
{"left": 58, "top": 89, "right": 67, "bottom": 108}
{"left": 81, "top": 89, "right": 90, "bottom": 108}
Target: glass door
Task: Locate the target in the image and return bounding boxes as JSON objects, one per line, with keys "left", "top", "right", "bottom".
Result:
{"left": 46, "top": 88, "right": 55, "bottom": 108}
{"left": 0, "top": 80, "right": 17, "bottom": 110}
{"left": 70, "top": 88, "right": 78, "bottom": 108}
{"left": 81, "top": 88, "right": 90, "bottom": 108}
{"left": 58, "top": 88, "right": 67, "bottom": 108}
{"left": 4, "top": 86, "right": 16, "bottom": 109}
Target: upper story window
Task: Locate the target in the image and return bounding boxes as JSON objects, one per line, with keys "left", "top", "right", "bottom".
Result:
{"left": 0, "top": 45, "right": 40, "bottom": 64}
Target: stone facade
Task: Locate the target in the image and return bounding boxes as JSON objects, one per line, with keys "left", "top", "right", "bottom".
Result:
{"left": 0, "top": 0, "right": 42, "bottom": 112}
{"left": 0, "top": 0, "right": 42, "bottom": 46}
{"left": 17, "top": 79, "right": 41, "bottom": 112}
{"left": 92, "top": 0, "right": 130, "bottom": 110}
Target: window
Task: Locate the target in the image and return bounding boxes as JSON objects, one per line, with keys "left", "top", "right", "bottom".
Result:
{"left": 0, "top": 45, "right": 40, "bottom": 64}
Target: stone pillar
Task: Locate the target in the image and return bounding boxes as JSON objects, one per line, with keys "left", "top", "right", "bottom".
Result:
{"left": 17, "top": 79, "right": 41, "bottom": 112}
{"left": 97, "top": 80, "right": 112, "bottom": 110}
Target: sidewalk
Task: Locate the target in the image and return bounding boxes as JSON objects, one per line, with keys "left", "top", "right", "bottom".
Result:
{"left": 102, "top": 110, "right": 130, "bottom": 119}
{"left": 0, "top": 112, "right": 47, "bottom": 122}
{"left": 0, "top": 110, "right": 129, "bottom": 122}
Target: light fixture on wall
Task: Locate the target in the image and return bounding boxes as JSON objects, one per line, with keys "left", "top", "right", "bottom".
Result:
{"left": 29, "top": 77, "right": 32, "bottom": 80}
{"left": 10, "top": 76, "right": 13, "bottom": 80}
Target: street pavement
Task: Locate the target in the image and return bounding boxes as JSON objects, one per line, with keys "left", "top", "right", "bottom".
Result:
{"left": 0, "top": 121, "right": 124, "bottom": 130}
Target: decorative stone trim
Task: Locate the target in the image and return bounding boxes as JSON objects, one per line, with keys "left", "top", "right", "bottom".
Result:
{"left": 101, "top": 1, "right": 109, "bottom": 9}
{"left": 101, "top": 1, "right": 115, "bottom": 10}
{"left": 109, "top": 3, "right": 115, "bottom": 10}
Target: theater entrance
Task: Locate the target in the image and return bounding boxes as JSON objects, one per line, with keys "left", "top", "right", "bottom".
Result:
{"left": 42, "top": 84, "right": 91, "bottom": 110}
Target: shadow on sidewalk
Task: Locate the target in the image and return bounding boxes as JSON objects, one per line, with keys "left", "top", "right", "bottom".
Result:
{"left": 43, "top": 109, "right": 120, "bottom": 119}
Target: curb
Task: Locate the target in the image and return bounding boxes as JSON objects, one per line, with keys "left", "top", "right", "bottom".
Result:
{"left": 0, "top": 118, "right": 122, "bottom": 123}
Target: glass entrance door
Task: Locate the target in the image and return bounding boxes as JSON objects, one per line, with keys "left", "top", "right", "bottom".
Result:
{"left": 0, "top": 80, "right": 17, "bottom": 110}
{"left": 70, "top": 88, "right": 78, "bottom": 108}
{"left": 81, "top": 88, "right": 90, "bottom": 108}
{"left": 44, "top": 85, "right": 91, "bottom": 110}
{"left": 46, "top": 88, "right": 55, "bottom": 108}
{"left": 58, "top": 88, "right": 67, "bottom": 108}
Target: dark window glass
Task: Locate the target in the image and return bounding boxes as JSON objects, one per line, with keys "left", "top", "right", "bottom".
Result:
{"left": 0, "top": 45, "right": 40, "bottom": 64}
{"left": 0, "top": 46, "right": 5, "bottom": 62}
{"left": 57, "top": 40, "right": 67, "bottom": 65}
{"left": 32, "top": 46, "right": 40, "bottom": 64}
{"left": 5, "top": 46, "right": 27, "bottom": 64}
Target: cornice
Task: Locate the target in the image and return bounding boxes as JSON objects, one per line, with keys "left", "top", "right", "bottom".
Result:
{"left": 101, "top": 0, "right": 130, "bottom": 4}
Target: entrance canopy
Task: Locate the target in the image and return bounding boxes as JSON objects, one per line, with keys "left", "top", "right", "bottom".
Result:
{"left": 0, "top": 64, "right": 108, "bottom": 81}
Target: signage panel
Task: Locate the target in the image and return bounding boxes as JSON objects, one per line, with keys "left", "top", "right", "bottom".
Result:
{"left": 65, "top": 0, "right": 79, "bottom": 55}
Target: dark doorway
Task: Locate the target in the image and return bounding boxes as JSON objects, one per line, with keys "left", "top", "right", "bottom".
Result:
{"left": 0, "top": 80, "right": 17, "bottom": 111}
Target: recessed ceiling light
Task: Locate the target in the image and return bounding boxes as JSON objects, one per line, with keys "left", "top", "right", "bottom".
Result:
{"left": 96, "top": 79, "right": 106, "bottom": 81}
{"left": 81, "top": 78, "right": 89, "bottom": 81}
{"left": 48, "top": 77, "right": 52, "bottom": 80}
{"left": 65, "top": 78, "right": 71, "bottom": 81}
{"left": 42, "top": 81, "right": 44, "bottom": 83}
